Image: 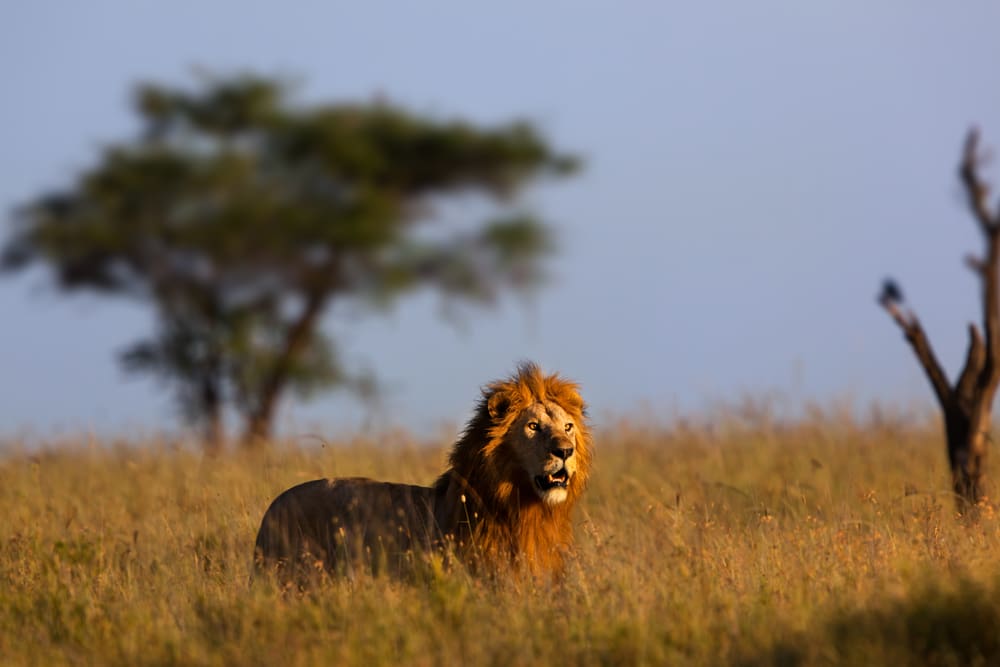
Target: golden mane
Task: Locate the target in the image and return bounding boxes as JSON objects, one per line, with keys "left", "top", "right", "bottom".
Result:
{"left": 254, "top": 362, "right": 591, "bottom": 581}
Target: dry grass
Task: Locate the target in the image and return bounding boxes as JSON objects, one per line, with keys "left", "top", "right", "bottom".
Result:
{"left": 2, "top": 406, "right": 1000, "bottom": 666}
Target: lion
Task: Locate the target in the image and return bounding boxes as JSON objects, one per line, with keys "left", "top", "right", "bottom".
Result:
{"left": 253, "top": 362, "right": 592, "bottom": 583}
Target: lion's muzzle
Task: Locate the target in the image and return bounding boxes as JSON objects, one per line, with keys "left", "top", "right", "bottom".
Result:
{"left": 533, "top": 437, "right": 575, "bottom": 494}
{"left": 535, "top": 468, "right": 570, "bottom": 491}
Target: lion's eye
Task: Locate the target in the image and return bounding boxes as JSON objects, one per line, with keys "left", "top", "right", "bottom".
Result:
{"left": 527, "top": 422, "right": 539, "bottom": 431}
{"left": 564, "top": 423, "right": 574, "bottom": 433}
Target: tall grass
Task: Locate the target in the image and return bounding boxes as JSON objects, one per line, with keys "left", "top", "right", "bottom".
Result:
{"left": 2, "top": 406, "right": 999, "bottom": 666}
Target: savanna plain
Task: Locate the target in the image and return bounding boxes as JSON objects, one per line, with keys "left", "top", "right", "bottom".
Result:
{"left": 3, "top": 404, "right": 1000, "bottom": 666}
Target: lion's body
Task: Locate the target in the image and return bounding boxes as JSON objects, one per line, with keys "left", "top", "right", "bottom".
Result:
{"left": 254, "top": 478, "right": 441, "bottom": 578}
{"left": 253, "top": 363, "right": 591, "bottom": 581}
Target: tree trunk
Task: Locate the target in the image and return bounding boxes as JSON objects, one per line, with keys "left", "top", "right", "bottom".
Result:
{"left": 945, "top": 405, "right": 988, "bottom": 505}
{"left": 241, "top": 287, "right": 329, "bottom": 447}
{"left": 243, "top": 392, "right": 277, "bottom": 447}
{"left": 201, "top": 375, "right": 224, "bottom": 455}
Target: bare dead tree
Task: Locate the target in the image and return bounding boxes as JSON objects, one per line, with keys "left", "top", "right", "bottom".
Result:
{"left": 879, "top": 128, "right": 1000, "bottom": 510}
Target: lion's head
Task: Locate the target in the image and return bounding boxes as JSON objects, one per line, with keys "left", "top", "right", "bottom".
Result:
{"left": 481, "top": 363, "right": 591, "bottom": 506}
{"left": 436, "top": 362, "right": 592, "bottom": 575}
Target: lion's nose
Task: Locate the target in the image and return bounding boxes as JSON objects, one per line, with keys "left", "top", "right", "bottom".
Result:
{"left": 550, "top": 446, "right": 574, "bottom": 461}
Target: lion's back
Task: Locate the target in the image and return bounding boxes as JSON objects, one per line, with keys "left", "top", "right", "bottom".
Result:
{"left": 254, "top": 478, "right": 440, "bottom": 580}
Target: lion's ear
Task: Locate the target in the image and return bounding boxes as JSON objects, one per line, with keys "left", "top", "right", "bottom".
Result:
{"left": 487, "top": 391, "right": 511, "bottom": 420}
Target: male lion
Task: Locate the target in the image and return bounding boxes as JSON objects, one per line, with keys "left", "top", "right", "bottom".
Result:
{"left": 253, "top": 362, "right": 591, "bottom": 582}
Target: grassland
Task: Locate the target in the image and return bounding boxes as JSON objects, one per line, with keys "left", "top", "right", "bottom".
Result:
{"left": 2, "top": 405, "right": 1000, "bottom": 666}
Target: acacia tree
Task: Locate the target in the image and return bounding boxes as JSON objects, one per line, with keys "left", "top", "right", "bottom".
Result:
{"left": 1, "top": 75, "right": 578, "bottom": 450}
{"left": 879, "top": 128, "right": 1000, "bottom": 508}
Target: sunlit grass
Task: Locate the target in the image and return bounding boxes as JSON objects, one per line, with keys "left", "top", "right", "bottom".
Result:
{"left": 1, "top": 405, "right": 998, "bottom": 665}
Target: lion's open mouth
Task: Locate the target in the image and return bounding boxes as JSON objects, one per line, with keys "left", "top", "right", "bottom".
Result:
{"left": 534, "top": 469, "right": 569, "bottom": 491}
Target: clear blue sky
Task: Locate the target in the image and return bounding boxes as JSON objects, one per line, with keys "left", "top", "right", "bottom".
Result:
{"left": 3, "top": 2, "right": 1000, "bottom": 439}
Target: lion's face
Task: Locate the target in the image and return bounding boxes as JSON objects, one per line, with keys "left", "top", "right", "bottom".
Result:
{"left": 508, "top": 401, "right": 582, "bottom": 506}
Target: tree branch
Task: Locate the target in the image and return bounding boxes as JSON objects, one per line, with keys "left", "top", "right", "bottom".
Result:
{"left": 960, "top": 127, "right": 1000, "bottom": 399}
{"left": 879, "top": 298, "right": 952, "bottom": 409}
{"left": 956, "top": 323, "right": 985, "bottom": 405}
{"left": 965, "top": 253, "right": 987, "bottom": 276}
{"left": 982, "top": 232, "right": 1000, "bottom": 380}
{"left": 960, "top": 128, "right": 996, "bottom": 235}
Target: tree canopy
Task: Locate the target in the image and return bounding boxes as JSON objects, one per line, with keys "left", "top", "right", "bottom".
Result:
{"left": 2, "top": 74, "right": 579, "bottom": 449}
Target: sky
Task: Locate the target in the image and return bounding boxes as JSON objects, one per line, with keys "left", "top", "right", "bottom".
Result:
{"left": 3, "top": 2, "right": 1000, "bottom": 441}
